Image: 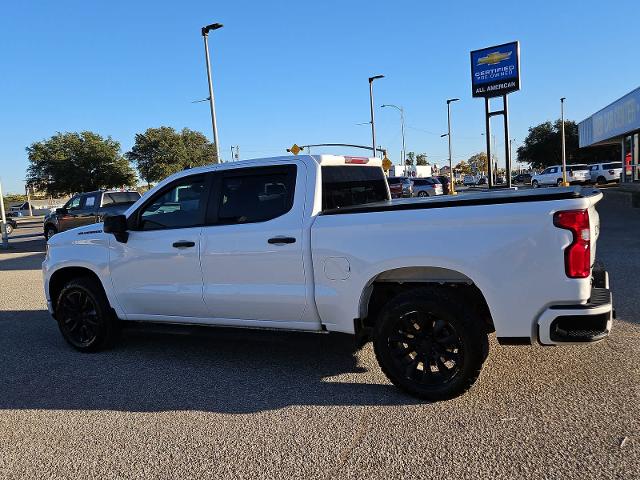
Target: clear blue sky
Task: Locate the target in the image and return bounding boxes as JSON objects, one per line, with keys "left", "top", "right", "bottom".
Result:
{"left": 1, "top": 0, "right": 638, "bottom": 193}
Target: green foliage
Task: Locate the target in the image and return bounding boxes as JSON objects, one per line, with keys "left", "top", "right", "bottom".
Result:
{"left": 126, "top": 127, "right": 217, "bottom": 184}
{"left": 467, "top": 152, "right": 488, "bottom": 174}
{"left": 415, "top": 153, "right": 429, "bottom": 166}
{"left": 405, "top": 151, "right": 415, "bottom": 166}
{"left": 454, "top": 160, "right": 472, "bottom": 175}
{"left": 26, "top": 132, "right": 136, "bottom": 196}
{"left": 518, "top": 119, "right": 621, "bottom": 169}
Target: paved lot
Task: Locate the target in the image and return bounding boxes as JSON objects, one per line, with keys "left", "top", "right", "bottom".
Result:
{"left": 0, "top": 196, "right": 639, "bottom": 479}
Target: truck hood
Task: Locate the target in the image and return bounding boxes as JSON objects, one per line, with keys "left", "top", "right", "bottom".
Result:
{"left": 47, "top": 222, "right": 106, "bottom": 246}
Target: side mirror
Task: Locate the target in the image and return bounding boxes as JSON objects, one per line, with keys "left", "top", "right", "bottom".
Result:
{"left": 56, "top": 207, "right": 67, "bottom": 215}
{"left": 103, "top": 214, "right": 128, "bottom": 243}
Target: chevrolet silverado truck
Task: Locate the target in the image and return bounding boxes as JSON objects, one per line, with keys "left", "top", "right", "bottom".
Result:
{"left": 43, "top": 190, "right": 141, "bottom": 240}
{"left": 42, "top": 155, "right": 613, "bottom": 400}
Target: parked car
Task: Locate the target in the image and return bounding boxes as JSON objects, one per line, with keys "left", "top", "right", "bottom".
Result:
{"left": 411, "top": 177, "right": 443, "bottom": 197}
{"left": 9, "top": 202, "right": 58, "bottom": 216}
{"left": 435, "top": 175, "right": 451, "bottom": 195}
{"left": 589, "top": 162, "right": 622, "bottom": 184}
{"left": 476, "top": 176, "right": 488, "bottom": 186}
{"left": 44, "top": 154, "right": 613, "bottom": 401}
{"left": 463, "top": 175, "right": 477, "bottom": 186}
{"left": 531, "top": 165, "right": 590, "bottom": 188}
{"left": 387, "top": 176, "right": 412, "bottom": 198}
{"left": 513, "top": 173, "right": 532, "bottom": 184}
{"left": 2, "top": 215, "right": 17, "bottom": 235}
{"left": 43, "top": 190, "right": 141, "bottom": 240}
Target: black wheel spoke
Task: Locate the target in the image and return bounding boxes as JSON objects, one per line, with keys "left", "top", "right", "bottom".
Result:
{"left": 57, "top": 287, "right": 101, "bottom": 347}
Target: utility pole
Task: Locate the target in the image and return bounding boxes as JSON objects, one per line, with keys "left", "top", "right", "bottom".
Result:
{"left": 381, "top": 104, "right": 406, "bottom": 167}
{"left": 560, "top": 97, "right": 568, "bottom": 186}
{"left": 0, "top": 179, "right": 8, "bottom": 249}
{"left": 368, "top": 75, "right": 384, "bottom": 156}
{"left": 202, "top": 22, "right": 223, "bottom": 163}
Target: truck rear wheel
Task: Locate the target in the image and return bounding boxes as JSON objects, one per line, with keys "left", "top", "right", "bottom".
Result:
{"left": 55, "top": 277, "right": 118, "bottom": 352}
{"left": 373, "top": 287, "right": 488, "bottom": 401}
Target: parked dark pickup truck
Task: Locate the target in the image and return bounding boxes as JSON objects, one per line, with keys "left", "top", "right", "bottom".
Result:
{"left": 44, "top": 190, "right": 140, "bottom": 239}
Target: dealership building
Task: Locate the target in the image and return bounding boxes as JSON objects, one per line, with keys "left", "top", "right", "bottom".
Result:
{"left": 579, "top": 86, "right": 640, "bottom": 183}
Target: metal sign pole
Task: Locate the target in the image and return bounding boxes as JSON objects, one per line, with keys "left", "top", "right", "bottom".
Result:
{"left": 485, "top": 98, "right": 493, "bottom": 188}
{"left": 503, "top": 95, "right": 512, "bottom": 188}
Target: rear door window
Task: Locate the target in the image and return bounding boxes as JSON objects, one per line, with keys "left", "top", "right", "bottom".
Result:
{"left": 214, "top": 166, "right": 296, "bottom": 225}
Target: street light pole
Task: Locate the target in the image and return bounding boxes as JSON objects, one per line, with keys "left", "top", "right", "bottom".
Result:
{"left": 560, "top": 97, "right": 568, "bottom": 186}
{"left": 381, "top": 104, "right": 405, "bottom": 167}
{"left": 202, "top": 22, "right": 223, "bottom": 163}
{"left": 368, "top": 75, "right": 384, "bottom": 158}
{"left": 441, "top": 98, "right": 459, "bottom": 194}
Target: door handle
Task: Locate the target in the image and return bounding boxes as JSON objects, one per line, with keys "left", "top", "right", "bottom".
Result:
{"left": 268, "top": 236, "right": 296, "bottom": 245}
{"left": 172, "top": 240, "right": 196, "bottom": 248}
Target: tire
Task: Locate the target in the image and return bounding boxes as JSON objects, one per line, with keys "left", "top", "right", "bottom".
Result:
{"left": 5, "top": 223, "right": 13, "bottom": 236}
{"left": 55, "top": 276, "right": 118, "bottom": 352}
{"left": 597, "top": 176, "right": 606, "bottom": 185}
{"left": 532, "top": 180, "right": 539, "bottom": 188}
{"left": 556, "top": 178, "right": 563, "bottom": 187}
{"left": 418, "top": 191, "right": 428, "bottom": 197}
{"left": 373, "top": 287, "right": 489, "bottom": 401}
{"left": 45, "top": 225, "right": 57, "bottom": 240}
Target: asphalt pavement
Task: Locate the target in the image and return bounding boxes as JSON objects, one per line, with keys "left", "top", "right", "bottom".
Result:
{"left": 0, "top": 196, "right": 638, "bottom": 479}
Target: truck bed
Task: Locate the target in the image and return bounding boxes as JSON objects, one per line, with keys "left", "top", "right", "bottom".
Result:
{"left": 321, "top": 186, "right": 600, "bottom": 215}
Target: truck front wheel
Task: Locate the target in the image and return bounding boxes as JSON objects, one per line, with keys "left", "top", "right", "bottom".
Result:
{"left": 373, "top": 287, "right": 488, "bottom": 401}
{"left": 55, "top": 277, "right": 118, "bottom": 352}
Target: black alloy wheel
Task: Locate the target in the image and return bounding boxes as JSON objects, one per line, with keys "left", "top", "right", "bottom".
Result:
{"left": 55, "top": 277, "right": 117, "bottom": 352}
{"left": 374, "top": 287, "right": 488, "bottom": 400}
{"left": 386, "top": 309, "right": 463, "bottom": 386}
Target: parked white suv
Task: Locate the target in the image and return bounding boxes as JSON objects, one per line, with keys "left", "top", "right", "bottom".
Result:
{"left": 589, "top": 162, "right": 622, "bottom": 184}
{"left": 531, "top": 165, "right": 590, "bottom": 188}
{"left": 43, "top": 155, "right": 613, "bottom": 401}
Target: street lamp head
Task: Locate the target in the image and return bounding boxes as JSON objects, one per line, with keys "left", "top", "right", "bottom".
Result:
{"left": 447, "top": 98, "right": 460, "bottom": 104}
{"left": 440, "top": 133, "right": 448, "bottom": 138}
{"left": 369, "top": 75, "right": 384, "bottom": 82}
{"left": 202, "top": 23, "right": 223, "bottom": 36}
{"left": 560, "top": 97, "right": 566, "bottom": 102}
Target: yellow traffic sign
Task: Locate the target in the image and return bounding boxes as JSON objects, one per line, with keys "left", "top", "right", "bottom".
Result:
{"left": 382, "top": 157, "right": 392, "bottom": 171}
{"left": 289, "top": 144, "right": 301, "bottom": 155}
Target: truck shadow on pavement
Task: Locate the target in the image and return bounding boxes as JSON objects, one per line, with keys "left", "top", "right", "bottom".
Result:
{"left": 0, "top": 310, "right": 417, "bottom": 413}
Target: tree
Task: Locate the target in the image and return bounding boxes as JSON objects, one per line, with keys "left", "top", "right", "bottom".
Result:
{"left": 26, "top": 132, "right": 136, "bottom": 196}
{"left": 405, "top": 152, "right": 415, "bottom": 166}
{"left": 126, "top": 127, "right": 217, "bottom": 185}
{"left": 454, "top": 160, "right": 472, "bottom": 175}
{"left": 467, "top": 152, "right": 488, "bottom": 174}
{"left": 416, "top": 153, "right": 429, "bottom": 166}
{"left": 517, "top": 119, "right": 619, "bottom": 169}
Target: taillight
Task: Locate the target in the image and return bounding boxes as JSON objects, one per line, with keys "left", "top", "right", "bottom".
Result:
{"left": 553, "top": 209, "right": 591, "bottom": 278}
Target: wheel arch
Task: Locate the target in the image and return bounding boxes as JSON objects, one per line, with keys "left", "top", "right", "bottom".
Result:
{"left": 48, "top": 266, "right": 109, "bottom": 315}
{"left": 356, "top": 266, "right": 495, "bottom": 339}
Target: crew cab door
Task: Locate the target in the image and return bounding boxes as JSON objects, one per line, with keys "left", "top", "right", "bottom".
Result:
{"left": 58, "top": 195, "right": 83, "bottom": 231}
{"left": 73, "top": 193, "right": 100, "bottom": 227}
{"left": 200, "top": 163, "right": 308, "bottom": 324}
{"left": 109, "top": 173, "right": 210, "bottom": 318}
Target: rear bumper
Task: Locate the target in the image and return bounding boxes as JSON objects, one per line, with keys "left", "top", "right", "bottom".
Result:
{"left": 537, "top": 270, "right": 613, "bottom": 345}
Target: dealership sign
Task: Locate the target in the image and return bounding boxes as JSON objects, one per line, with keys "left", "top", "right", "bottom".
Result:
{"left": 470, "top": 41, "right": 520, "bottom": 98}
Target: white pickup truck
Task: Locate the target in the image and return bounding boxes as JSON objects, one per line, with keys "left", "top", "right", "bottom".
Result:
{"left": 43, "top": 155, "right": 613, "bottom": 400}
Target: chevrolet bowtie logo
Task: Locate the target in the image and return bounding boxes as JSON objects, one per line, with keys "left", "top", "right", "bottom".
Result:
{"left": 477, "top": 51, "right": 512, "bottom": 65}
